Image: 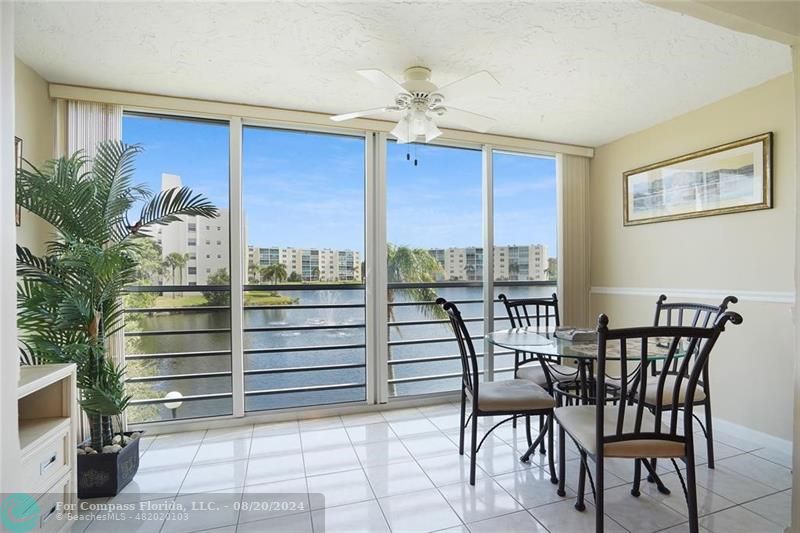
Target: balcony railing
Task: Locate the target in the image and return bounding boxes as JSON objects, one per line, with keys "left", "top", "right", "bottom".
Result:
{"left": 122, "top": 280, "right": 555, "bottom": 423}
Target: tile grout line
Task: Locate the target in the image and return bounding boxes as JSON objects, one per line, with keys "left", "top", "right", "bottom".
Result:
{"left": 341, "top": 414, "right": 395, "bottom": 533}
{"left": 303, "top": 416, "right": 338, "bottom": 533}
{"left": 157, "top": 429, "right": 208, "bottom": 533}
{"left": 232, "top": 423, "right": 255, "bottom": 531}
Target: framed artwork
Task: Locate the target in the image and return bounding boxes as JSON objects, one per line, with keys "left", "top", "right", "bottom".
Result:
{"left": 15, "top": 136, "right": 22, "bottom": 226}
{"left": 623, "top": 132, "right": 772, "bottom": 226}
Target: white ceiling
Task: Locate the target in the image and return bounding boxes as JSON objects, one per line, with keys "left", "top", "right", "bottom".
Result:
{"left": 14, "top": 1, "right": 791, "bottom": 147}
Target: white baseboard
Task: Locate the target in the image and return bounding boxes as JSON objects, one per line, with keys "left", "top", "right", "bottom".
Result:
{"left": 711, "top": 416, "right": 792, "bottom": 454}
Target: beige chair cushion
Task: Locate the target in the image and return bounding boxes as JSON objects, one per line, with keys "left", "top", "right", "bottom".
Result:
{"left": 467, "top": 379, "right": 556, "bottom": 412}
{"left": 554, "top": 405, "right": 685, "bottom": 459}
{"left": 517, "top": 362, "right": 578, "bottom": 387}
{"left": 641, "top": 375, "right": 706, "bottom": 405}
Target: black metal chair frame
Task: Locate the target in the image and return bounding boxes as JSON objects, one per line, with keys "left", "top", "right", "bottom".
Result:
{"left": 647, "top": 294, "right": 738, "bottom": 470}
{"left": 498, "top": 293, "right": 578, "bottom": 451}
{"left": 555, "top": 311, "right": 742, "bottom": 533}
{"left": 438, "top": 297, "right": 558, "bottom": 486}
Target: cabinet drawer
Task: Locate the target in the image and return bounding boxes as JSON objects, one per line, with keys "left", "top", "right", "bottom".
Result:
{"left": 29, "top": 472, "right": 72, "bottom": 533}
{"left": 20, "top": 427, "right": 70, "bottom": 493}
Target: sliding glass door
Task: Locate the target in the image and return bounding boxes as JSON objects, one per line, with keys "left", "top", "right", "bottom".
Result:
{"left": 386, "top": 141, "right": 484, "bottom": 396}
{"left": 122, "top": 113, "right": 232, "bottom": 423}
{"left": 241, "top": 126, "right": 366, "bottom": 411}
{"left": 492, "top": 150, "right": 559, "bottom": 380}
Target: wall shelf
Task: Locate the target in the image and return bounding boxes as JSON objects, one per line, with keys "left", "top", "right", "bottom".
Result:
{"left": 17, "top": 364, "right": 78, "bottom": 531}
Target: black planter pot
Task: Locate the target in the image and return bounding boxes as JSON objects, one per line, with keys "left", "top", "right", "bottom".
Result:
{"left": 77, "top": 432, "right": 142, "bottom": 499}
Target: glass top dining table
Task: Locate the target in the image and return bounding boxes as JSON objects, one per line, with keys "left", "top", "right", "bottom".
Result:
{"left": 485, "top": 326, "right": 682, "bottom": 362}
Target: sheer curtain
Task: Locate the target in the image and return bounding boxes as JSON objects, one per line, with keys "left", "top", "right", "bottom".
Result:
{"left": 59, "top": 99, "right": 125, "bottom": 433}
{"left": 59, "top": 100, "right": 122, "bottom": 158}
{"left": 557, "top": 153, "right": 591, "bottom": 328}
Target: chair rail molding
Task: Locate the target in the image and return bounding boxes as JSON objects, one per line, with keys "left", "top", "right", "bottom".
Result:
{"left": 591, "top": 286, "right": 795, "bottom": 305}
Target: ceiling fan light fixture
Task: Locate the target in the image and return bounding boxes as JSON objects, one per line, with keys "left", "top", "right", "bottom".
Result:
{"left": 390, "top": 114, "right": 413, "bottom": 144}
{"left": 424, "top": 116, "right": 442, "bottom": 142}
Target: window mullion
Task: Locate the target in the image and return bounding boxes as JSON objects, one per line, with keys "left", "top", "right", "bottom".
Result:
{"left": 482, "top": 145, "right": 494, "bottom": 382}
{"left": 367, "top": 132, "right": 389, "bottom": 404}
{"left": 229, "top": 116, "right": 245, "bottom": 417}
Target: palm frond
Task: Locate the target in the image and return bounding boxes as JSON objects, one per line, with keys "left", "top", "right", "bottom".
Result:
{"left": 131, "top": 186, "right": 218, "bottom": 234}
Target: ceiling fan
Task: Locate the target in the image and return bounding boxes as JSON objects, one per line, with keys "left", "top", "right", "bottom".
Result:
{"left": 331, "top": 66, "right": 500, "bottom": 143}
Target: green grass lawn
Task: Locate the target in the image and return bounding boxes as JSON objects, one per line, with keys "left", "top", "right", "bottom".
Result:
{"left": 149, "top": 292, "right": 296, "bottom": 308}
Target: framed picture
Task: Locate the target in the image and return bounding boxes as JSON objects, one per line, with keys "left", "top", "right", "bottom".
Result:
{"left": 623, "top": 132, "right": 772, "bottom": 226}
{"left": 15, "top": 136, "right": 22, "bottom": 226}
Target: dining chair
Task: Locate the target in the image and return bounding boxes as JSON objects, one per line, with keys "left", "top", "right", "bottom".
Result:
{"left": 554, "top": 311, "right": 742, "bottom": 533}
{"left": 645, "top": 294, "right": 738, "bottom": 470}
{"left": 437, "top": 297, "right": 558, "bottom": 485}
{"left": 498, "top": 293, "right": 578, "bottom": 451}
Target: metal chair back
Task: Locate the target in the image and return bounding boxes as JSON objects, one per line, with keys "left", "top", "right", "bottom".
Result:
{"left": 437, "top": 298, "right": 479, "bottom": 399}
{"left": 498, "top": 293, "right": 560, "bottom": 330}
{"left": 596, "top": 311, "right": 742, "bottom": 449}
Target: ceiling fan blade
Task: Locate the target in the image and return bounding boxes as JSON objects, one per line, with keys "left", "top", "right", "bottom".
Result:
{"left": 444, "top": 107, "right": 495, "bottom": 133}
{"left": 437, "top": 71, "right": 500, "bottom": 104}
{"left": 357, "top": 69, "right": 410, "bottom": 97}
{"left": 330, "top": 107, "right": 396, "bottom": 122}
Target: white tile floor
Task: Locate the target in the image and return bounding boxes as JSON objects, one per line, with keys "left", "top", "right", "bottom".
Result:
{"left": 76, "top": 402, "right": 791, "bottom": 533}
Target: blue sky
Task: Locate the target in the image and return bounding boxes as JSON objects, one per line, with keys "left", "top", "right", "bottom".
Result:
{"left": 123, "top": 115, "right": 557, "bottom": 256}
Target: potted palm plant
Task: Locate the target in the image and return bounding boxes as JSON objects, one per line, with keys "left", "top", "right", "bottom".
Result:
{"left": 16, "top": 141, "right": 218, "bottom": 498}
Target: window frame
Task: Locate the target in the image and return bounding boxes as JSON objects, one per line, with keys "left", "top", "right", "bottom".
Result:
{"left": 120, "top": 105, "right": 561, "bottom": 428}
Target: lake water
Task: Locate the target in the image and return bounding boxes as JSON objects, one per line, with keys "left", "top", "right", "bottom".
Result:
{"left": 126, "top": 284, "right": 555, "bottom": 423}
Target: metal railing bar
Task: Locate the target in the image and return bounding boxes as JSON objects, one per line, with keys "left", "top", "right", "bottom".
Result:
{"left": 389, "top": 299, "right": 483, "bottom": 307}
{"left": 388, "top": 335, "right": 484, "bottom": 347}
{"left": 388, "top": 281, "right": 483, "bottom": 289}
{"left": 244, "top": 363, "right": 366, "bottom": 376}
{"left": 244, "top": 284, "right": 365, "bottom": 291}
{"left": 388, "top": 317, "right": 483, "bottom": 327}
{"left": 125, "top": 306, "right": 230, "bottom": 314}
{"left": 129, "top": 392, "right": 233, "bottom": 405}
{"left": 388, "top": 366, "right": 515, "bottom": 385}
{"left": 125, "top": 362, "right": 368, "bottom": 383}
{"left": 244, "top": 303, "right": 364, "bottom": 310}
{"left": 388, "top": 355, "right": 460, "bottom": 365}
{"left": 389, "top": 371, "right": 462, "bottom": 384}
{"left": 244, "top": 343, "right": 366, "bottom": 354}
{"left": 245, "top": 382, "right": 365, "bottom": 396}
{"left": 387, "top": 350, "right": 514, "bottom": 366}
{"left": 125, "top": 328, "right": 231, "bottom": 337}
{"left": 244, "top": 323, "right": 365, "bottom": 333}
{"left": 124, "top": 285, "right": 229, "bottom": 293}
{"left": 126, "top": 350, "right": 232, "bottom": 360}
{"left": 127, "top": 371, "right": 231, "bottom": 383}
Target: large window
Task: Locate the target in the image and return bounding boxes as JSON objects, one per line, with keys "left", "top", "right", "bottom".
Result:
{"left": 118, "top": 113, "right": 561, "bottom": 424}
{"left": 122, "top": 113, "right": 232, "bottom": 423}
{"left": 493, "top": 151, "right": 558, "bottom": 379}
{"left": 242, "top": 127, "right": 366, "bottom": 411}
{"left": 386, "top": 142, "right": 484, "bottom": 396}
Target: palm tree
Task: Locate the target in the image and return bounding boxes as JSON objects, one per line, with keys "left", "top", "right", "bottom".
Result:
{"left": 165, "top": 252, "right": 188, "bottom": 283}
{"left": 248, "top": 263, "right": 260, "bottom": 284}
{"left": 272, "top": 263, "right": 287, "bottom": 284}
{"left": 258, "top": 264, "right": 272, "bottom": 284}
{"left": 16, "top": 141, "right": 217, "bottom": 449}
{"left": 311, "top": 266, "right": 320, "bottom": 282}
{"left": 387, "top": 244, "right": 446, "bottom": 323}
{"left": 386, "top": 244, "right": 447, "bottom": 396}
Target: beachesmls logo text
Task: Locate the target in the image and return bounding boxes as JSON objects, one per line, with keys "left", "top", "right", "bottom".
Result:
{"left": 0, "top": 493, "right": 39, "bottom": 533}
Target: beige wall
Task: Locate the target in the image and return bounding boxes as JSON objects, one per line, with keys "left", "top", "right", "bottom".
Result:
{"left": 15, "top": 57, "right": 54, "bottom": 254}
{"left": 591, "top": 73, "right": 796, "bottom": 440}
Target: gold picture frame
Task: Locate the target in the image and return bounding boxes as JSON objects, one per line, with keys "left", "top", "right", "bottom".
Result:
{"left": 15, "top": 136, "right": 22, "bottom": 226}
{"left": 623, "top": 132, "right": 772, "bottom": 226}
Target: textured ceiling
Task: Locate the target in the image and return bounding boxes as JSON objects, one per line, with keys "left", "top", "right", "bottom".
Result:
{"left": 14, "top": 1, "right": 791, "bottom": 147}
